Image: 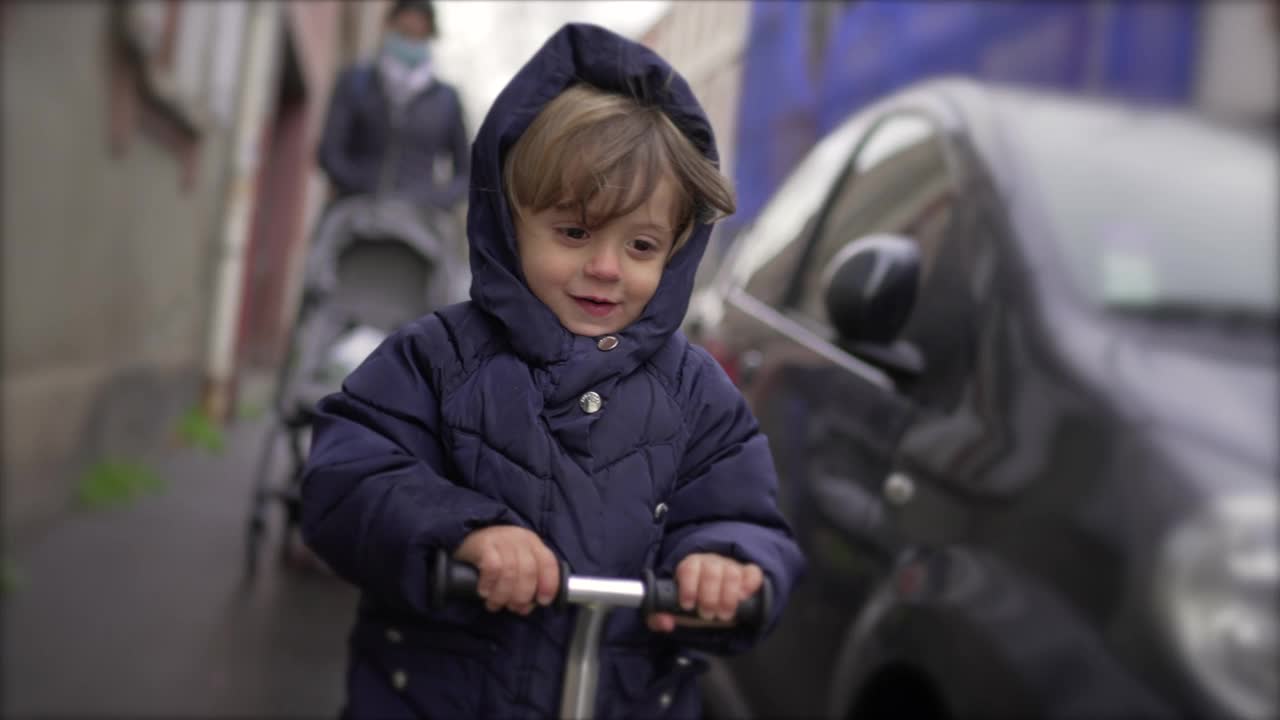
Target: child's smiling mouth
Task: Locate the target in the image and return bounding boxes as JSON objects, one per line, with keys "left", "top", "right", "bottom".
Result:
{"left": 571, "top": 295, "right": 619, "bottom": 318}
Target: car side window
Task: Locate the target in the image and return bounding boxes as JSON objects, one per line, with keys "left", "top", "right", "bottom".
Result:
{"left": 789, "top": 113, "right": 958, "bottom": 334}
{"left": 728, "top": 117, "right": 869, "bottom": 308}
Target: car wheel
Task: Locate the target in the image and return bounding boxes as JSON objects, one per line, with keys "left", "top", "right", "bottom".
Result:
{"left": 849, "top": 664, "right": 949, "bottom": 720}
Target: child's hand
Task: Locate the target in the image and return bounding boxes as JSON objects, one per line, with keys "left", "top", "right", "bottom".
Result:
{"left": 647, "top": 553, "right": 765, "bottom": 633}
{"left": 454, "top": 526, "right": 560, "bottom": 615}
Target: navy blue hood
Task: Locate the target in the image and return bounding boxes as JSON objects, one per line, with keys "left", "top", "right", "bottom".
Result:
{"left": 465, "top": 23, "right": 721, "bottom": 371}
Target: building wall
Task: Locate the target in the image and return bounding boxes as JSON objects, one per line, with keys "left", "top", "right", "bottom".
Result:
{"left": 433, "top": 1, "right": 671, "bottom": 144}
{"left": 0, "top": 0, "right": 356, "bottom": 540}
{"left": 641, "top": 1, "right": 751, "bottom": 181}
{"left": 1, "top": 2, "right": 245, "bottom": 538}
{"left": 353, "top": 0, "right": 394, "bottom": 61}
{"left": 235, "top": 0, "right": 347, "bottom": 372}
{"left": 730, "top": 1, "right": 1214, "bottom": 233}
{"left": 639, "top": 1, "right": 750, "bottom": 269}
{"left": 1194, "top": 0, "right": 1279, "bottom": 124}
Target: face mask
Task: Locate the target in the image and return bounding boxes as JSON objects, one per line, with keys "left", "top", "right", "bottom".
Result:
{"left": 382, "top": 32, "right": 431, "bottom": 69}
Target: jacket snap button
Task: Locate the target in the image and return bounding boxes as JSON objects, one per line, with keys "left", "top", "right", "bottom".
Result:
{"left": 385, "top": 627, "right": 402, "bottom": 644}
{"left": 659, "top": 691, "right": 673, "bottom": 709}
{"left": 653, "top": 502, "right": 668, "bottom": 521}
{"left": 391, "top": 669, "right": 408, "bottom": 691}
{"left": 676, "top": 656, "right": 690, "bottom": 667}
{"left": 597, "top": 335, "right": 619, "bottom": 351}
{"left": 579, "top": 391, "right": 603, "bottom": 414}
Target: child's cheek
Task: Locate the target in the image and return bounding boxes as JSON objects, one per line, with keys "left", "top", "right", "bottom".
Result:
{"left": 634, "top": 264, "right": 664, "bottom": 306}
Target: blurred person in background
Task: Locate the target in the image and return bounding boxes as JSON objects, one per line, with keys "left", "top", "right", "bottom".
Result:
{"left": 318, "top": 0, "right": 470, "bottom": 213}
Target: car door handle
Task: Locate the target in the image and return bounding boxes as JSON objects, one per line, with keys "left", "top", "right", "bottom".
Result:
{"left": 883, "top": 472, "right": 915, "bottom": 506}
{"left": 811, "top": 474, "right": 896, "bottom": 557}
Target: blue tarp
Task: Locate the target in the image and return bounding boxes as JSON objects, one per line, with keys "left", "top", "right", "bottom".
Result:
{"left": 729, "top": 0, "right": 1201, "bottom": 236}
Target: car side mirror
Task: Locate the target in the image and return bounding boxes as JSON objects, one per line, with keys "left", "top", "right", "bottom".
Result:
{"left": 822, "top": 234, "right": 924, "bottom": 377}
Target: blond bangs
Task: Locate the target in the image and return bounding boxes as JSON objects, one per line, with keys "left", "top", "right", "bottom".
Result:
{"left": 505, "top": 84, "right": 735, "bottom": 254}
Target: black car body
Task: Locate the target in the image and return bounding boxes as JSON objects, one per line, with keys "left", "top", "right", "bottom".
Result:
{"left": 687, "top": 78, "right": 1277, "bottom": 720}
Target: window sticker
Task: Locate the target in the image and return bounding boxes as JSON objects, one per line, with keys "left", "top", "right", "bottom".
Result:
{"left": 1101, "top": 250, "right": 1159, "bottom": 305}
{"left": 1098, "top": 222, "right": 1159, "bottom": 305}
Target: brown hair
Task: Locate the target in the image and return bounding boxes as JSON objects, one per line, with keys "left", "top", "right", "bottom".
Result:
{"left": 504, "top": 83, "right": 735, "bottom": 255}
{"left": 387, "top": 0, "right": 437, "bottom": 37}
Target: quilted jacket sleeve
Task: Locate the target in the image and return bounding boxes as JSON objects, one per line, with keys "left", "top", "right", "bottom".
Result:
{"left": 299, "top": 320, "right": 524, "bottom": 614}
{"left": 656, "top": 345, "right": 807, "bottom": 653}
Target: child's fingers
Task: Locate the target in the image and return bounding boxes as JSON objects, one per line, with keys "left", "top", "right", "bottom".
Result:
{"left": 534, "top": 543, "right": 559, "bottom": 606}
{"left": 676, "top": 556, "right": 703, "bottom": 611}
{"left": 696, "top": 560, "right": 724, "bottom": 621}
{"left": 476, "top": 545, "right": 504, "bottom": 602}
{"left": 717, "top": 562, "right": 744, "bottom": 621}
{"left": 647, "top": 612, "right": 676, "bottom": 633}
{"left": 488, "top": 544, "right": 519, "bottom": 612}
{"left": 742, "top": 564, "right": 765, "bottom": 598}
{"left": 510, "top": 543, "right": 538, "bottom": 610}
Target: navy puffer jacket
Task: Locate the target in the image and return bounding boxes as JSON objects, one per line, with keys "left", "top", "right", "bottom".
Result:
{"left": 301, "top": 23, "right": 806, "bottom": 720}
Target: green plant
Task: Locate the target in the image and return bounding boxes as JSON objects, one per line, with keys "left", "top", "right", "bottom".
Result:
{"left": 177, "top": 406, "right": 225, "bottom": 453}
{"left": 1, "top": 558, "right": 22, "bottom": 595}
{"left": 236, "top": 400, "right": 267, "bottom": 421}
{"left": 76, "top": 460, "right": 166, "bottom": 510}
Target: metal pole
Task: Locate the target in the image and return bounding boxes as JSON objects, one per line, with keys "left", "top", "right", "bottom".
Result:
{"left": 560, "top": 605, "right": 610, "bottom": 720}
{"left": 564, "top": 577, "right": 645, "bottom": 607}
{"left": 202, "top": 0, "right": 281, "bottom": 421}
{"left": 557, "top": 577, "right": 647, "bottom": 718}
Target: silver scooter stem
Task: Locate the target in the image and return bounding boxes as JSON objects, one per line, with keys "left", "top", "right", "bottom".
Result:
{"left": 559, "top": 577, "right": 646, "bottom": 719}
{"left": 560, "top": 605, "right": 607, "bottom": 719}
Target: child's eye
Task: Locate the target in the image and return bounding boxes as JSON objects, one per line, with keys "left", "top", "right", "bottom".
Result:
{"left": 557, "top": 226, "right": 590, "bottom": 242}
{"left": 628, "top": 238, "right": 662, "bottom": 255}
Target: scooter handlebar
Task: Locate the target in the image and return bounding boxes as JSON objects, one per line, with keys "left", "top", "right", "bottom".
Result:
{"left": 430, "top": 549, "right": 772, "bottom": 630}
{"left": 641, "top": 568, "right": 772, "bottom": 629}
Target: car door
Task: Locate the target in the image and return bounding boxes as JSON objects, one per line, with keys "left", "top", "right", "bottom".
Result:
{"left": 784, "top": 108, "right": 985, "bottom": 551}
{"left": 713, "top": 106, "right": 972, "bottom": 717}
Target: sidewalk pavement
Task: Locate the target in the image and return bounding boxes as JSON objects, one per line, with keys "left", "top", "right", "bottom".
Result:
{"left": 2, "top": 374, "right": 359, "bottom": 718}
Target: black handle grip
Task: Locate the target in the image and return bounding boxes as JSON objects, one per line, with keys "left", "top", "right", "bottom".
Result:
{"left": 430, "top": 549, "right": 480, "bottom": 608}
{"left": 430, "top": 549, "right": 571, "bottom": 609}
{"left": 642, "top": 569, "right": 774, "bottom": 630}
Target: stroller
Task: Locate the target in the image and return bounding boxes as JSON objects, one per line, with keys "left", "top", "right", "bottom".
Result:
{"left": 243, "top": 195, "right": 467, "bottom": 581}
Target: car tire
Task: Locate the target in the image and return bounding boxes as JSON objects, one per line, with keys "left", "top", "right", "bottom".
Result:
{"left": 848, "top": 664, "right": 949, "bottom": 720}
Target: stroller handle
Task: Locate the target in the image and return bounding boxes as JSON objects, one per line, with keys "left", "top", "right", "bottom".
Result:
{"left": 430, "top": 549, "right": 772, "bottom": 629}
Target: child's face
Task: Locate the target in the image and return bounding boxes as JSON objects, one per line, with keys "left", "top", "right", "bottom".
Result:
{"left": 515, "top": 175, "right": 678, "bottom": 336}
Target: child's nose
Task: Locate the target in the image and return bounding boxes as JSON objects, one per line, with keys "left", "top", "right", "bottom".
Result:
{"left": 584, "top": 245, "right": 621, "bottom": 281}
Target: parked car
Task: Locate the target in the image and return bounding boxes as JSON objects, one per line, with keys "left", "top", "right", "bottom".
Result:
{"left": 687, "top": 78, "right": 1277, "bottom": 720}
